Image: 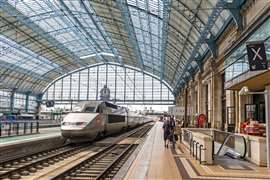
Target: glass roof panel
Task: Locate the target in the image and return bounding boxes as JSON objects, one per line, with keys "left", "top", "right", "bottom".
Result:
{"left": 0, "top": 34, "right": 59, "bottom": 75}
{"left": 7, "top": 0, "right": 112, "bottom": 58}
{"left": 127, "top": 0, "right": 163, "bottom": 73}
{"left": 1, "top": 0, "right": 233, "bottom": 94}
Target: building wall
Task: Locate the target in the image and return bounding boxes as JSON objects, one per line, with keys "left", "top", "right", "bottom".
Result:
{"left": 243, "top": 0, "right": 270, "bottom": 27}
{"left": 176, "top": 0, "right": 270, "bottom": 130}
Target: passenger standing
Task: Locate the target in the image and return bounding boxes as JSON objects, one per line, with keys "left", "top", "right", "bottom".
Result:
{"left": 169, "top": 116, "right": 176, "bottom": 148}
{"left": 162, "top": 118, "right": 170, "bottom": 148}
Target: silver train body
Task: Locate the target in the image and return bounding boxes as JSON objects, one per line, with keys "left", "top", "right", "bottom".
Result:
{"left": 61, "top": 101, "right": 151, "bottom": 141}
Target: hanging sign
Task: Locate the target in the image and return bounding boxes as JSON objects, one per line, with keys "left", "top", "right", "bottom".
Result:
{"left": 46, "top": 100, "right": 55, "bottom": 107}
{"left": 246, "top": 41, "right": 268, "bottom": 71}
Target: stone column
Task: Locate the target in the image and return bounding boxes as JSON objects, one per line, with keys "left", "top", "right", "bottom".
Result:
{"left": 265, "top": 85, "right": 270, "bottom": 168}
{"left": 212, "top": 72, "right": 222, "bottom": 129}
{"left": 197, "top": 73, "right": 203, "bottom": 114}
{"left": 188, "top": 82, "right": 196, "bottom": 126}
{"left": 184, "top": 88, "right": 188, "bottom": 127}
{"left": 225, "top": 90, "right": 235, "bottom": 131}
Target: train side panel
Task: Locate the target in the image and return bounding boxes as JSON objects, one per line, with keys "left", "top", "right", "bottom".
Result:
{"left": 105, "top": 114, "right": 127, "bottom": 135}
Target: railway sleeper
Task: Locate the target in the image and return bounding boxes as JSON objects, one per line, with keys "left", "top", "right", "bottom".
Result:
{"left": 83, "top": 167, "right": 104, "bottom": 171}
{"left": 69, "top": 177, "right": 90, "bottom": 180}
{"left": 92, "top": 163, "right": 111, "bottom": 166}
{"left": 74, "top": 173, "right": 100, "bottom": 177}
{"left": 97, "top": 159, "right": 114, "bottom": 162}
{"left": 79, "top": 170, "right": 102, "bottom": 174}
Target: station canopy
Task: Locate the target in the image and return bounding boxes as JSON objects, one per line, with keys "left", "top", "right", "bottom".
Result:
{"left": 0, "top": 0, "right": 232, "bottom": 96}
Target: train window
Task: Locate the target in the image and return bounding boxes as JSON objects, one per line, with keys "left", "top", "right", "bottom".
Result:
{"left": 108, "top": 114, "right": 125, "bottom": 123}
{"left": 85, "top": 106, "right": 96, "bottom": 112}
{"left": 105, "top": 102, "right": 118, "bottom": 109}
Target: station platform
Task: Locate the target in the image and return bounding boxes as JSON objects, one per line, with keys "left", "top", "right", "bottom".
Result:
{"left": 124, "top": 121, "right": 181, "bottom": 179}
{"left": 123, "top": 122, "right": 270, "bottom": 180}
{"left": 0, "top": 127, "right": 60, "bottom": 147}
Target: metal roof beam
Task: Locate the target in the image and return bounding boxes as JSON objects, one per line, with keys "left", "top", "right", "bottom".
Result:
{"left": 175, "top": 0, "right": 245, "bottom": 95}
{"left": 0, "top": 36, "right": 66, "bottom": 89}
{"left": 0, "top": 1, "right": 86, "bottom": 67}
{"left": 205, "top": 34, "right": 218, "bottom": 58}
{"left": 172, "top": 0, "right": 205, "bottom": 31}
{"left": 58, "top": 0, "right": 109, "bottom": 64}
{"left": 0, "top": 62, "right": 51, "bottom": 83}
{"left": 170, "top": 0, "right": 202, "bottom": 85}
{"left": 0, "top": 34, "right": 63, "bottom": 72}
{"left": 145, "top": 0, "right": 156, "bottom": 74}
{"left": 160, "top": 0, "right": 172, "bottom": 80}
{"left": 133, "top": 0, "right": 151, "bottom": 72}
{"left": 195, "top": 56, "right": 203, "bottom": 72}
{"left": 174, "top": 0, "right": 226, "bottom": 95}
{"left": 116, "top": 0, "right": 144, "bottom": 71}
{"left": 80, "top": 1, "right": 123, "bottom": 65}
{"left": 222, "top": 0, "right": 245, "bottom": 31}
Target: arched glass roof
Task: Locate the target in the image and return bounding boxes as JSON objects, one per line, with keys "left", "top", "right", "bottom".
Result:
{"left": 0, "top": 0, "right": 234, "bottom": 96}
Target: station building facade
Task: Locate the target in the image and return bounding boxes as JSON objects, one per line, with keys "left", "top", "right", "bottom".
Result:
{"left": 176, "top": 0, "right": 270, "bottom": 133}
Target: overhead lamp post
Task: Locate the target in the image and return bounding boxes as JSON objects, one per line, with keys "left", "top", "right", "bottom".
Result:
{"left": 239, "top": 85, "right": 270, "bottom": 168}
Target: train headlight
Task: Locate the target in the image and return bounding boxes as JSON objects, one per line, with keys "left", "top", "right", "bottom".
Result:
{"left": 75, "top": 122, "right": 87, "bottom": 126}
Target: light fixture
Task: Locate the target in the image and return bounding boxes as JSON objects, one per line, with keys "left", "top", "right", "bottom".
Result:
{"left": 239, "top": 86, "right": 266, "bottom": 96}
{"left": 239, "top": 86, "right": 250, "bottom": 96}
{"left": 80, "top": 52, "right": 115, "bottom": 59}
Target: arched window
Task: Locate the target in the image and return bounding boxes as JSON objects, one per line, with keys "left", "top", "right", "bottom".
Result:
{"left": 43, "top": 64, "right": 175, "bottom": 105}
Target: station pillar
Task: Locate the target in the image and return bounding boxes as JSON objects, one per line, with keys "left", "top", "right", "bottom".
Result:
{"left": 265, "top": 85, "right": 270, "bottom": 168}
{"left": 36, "top": 94, "right": 43, "bottom": 116}
{"left": 25, "top": 92, "right": 30, "bottom": 113}
{"left": 10, "top": 90, "right": 15, "bottom": 112}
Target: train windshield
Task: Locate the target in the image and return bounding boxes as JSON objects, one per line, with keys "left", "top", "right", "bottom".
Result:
{"left": 73, "top": 105, "right": 83, "bottom": 112}
{"left": 85, "top": 106, "right": 96, "bottom": 113}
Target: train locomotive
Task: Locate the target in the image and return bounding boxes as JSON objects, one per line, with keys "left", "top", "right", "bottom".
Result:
{"left": 61, "top": 101, "right": 151, "bottom": 141}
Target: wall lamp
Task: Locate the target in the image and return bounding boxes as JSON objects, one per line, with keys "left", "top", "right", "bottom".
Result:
{"left": 238, "top": 86, "right": 266, "bottom": 96}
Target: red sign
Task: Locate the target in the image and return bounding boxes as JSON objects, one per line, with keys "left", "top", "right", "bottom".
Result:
{"left": 197, "top": 114, "right": 207, "bottom": 128}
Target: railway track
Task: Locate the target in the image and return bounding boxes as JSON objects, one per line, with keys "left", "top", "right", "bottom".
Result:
{"left": 0, "top": 144, "right": 93, "bottom": 179}
{"left": 52, "top": 124, "right": 152, "bottom": 180}
{"left": 0, "top": 124, "right": 153, "bottom": 180}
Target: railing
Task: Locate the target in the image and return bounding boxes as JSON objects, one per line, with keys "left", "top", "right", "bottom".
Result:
{"left": 0, "top": 121, "right": 39, "bottom": 137}
{"left": 182, "top": 129, "right": 193, "bottom": 144}
{"left": 182, "top": 129, "right": 208, "bottom": 164}
{"left": 188, "top": 139, "right": 207, "bottom": 164}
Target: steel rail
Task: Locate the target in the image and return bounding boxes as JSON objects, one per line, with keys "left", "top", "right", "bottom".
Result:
{"left": 51, "top": 124, "right": 153, "bottom": 180}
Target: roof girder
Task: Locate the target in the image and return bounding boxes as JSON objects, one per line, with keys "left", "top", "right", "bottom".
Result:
{"left": 174, "top": 0, "right": 228, "bottom": 95}
{"left": 116, "top": 0, "right": 144, "bottom": 70}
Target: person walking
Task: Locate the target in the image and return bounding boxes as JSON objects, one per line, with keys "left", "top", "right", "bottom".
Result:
{"left": 169, "top": 116, "right": 176, "bottom": 148}
{"left": 162, "top": 118, "right": 171, "bottom": 148}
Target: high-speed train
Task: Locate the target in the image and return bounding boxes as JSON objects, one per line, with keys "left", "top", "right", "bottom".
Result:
{"left": 61, "top": 101, "right": 151, "bottom": 141}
